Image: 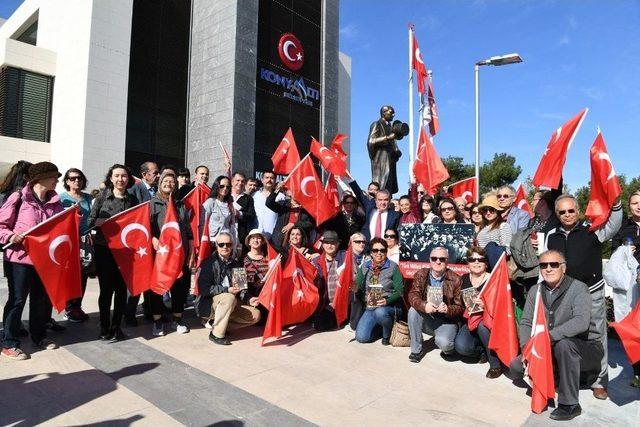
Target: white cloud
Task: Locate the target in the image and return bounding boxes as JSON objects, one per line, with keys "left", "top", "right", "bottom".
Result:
{"left": 582, "top": 87, "right": 604, "bottom": 101}
{"left": 568, "top": 15, "right": 578, "bottom": 30}
{"left": 339, "top": 23, "right": 358, "bottom": 39}
{"left": 558, "top": 35, "right": 570, "bottom": 46}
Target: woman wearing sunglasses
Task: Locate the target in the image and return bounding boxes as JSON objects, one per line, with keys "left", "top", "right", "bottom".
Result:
{"left": 202, "top": 175, "right": 238, "bottom": 247}
{"left": 420, "top": 196, "right": 440, "bottom": 224}
{"left": 438, "top": 198, "right": 465, "bottom": 224}
{"left": 383, "top": 228, "right": 400, "bottom": 264}
{"left": 467, "top": 203, "right": 484, "bottom": 235}
{"left": 453, "top": 247, "right": 503, "bottom": 378}
{"left": 476, "top": 195, "right": 512, "bottom": 258}
{"left": 354, "top": 237, "right": 404, "bottom": 345}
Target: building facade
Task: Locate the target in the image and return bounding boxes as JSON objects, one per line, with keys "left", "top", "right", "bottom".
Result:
{"left": 0, "top": 0, "right": 350, "bottom": 188}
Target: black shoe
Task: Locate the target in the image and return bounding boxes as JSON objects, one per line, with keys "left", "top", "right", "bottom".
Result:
{"left": 381, "top": 338, "right": 390, "bottom": 346}
{"left": 124, "top": 316, "right": 138, "bottom": 327}
{"left": 631, "top": 375, "right": 640, "bottom": 388}
{"left": 486, "top": 367, "right": 503, "bottom": 379}
{"left": 478, "top": 353, "right": 488, "bottom": 364}
{"left": 549, "top": 404, "right": 581, "bottom": 421}
{"left": 46, "top": 318, "right": 66, "bottom": 332}
{"left": 409, "top": 352, "right": 422, "bottom": 363}
{"left": 110, "top": 328, "right": 126, "bottom": 341}
{"left": 99, "top": 328, "right": 113, "bottom": 341}
{"left": 209, "top": 332, "right": 231, "bottom": 345}
{"left": 440, "top": 351, "right": 457, "bottom": 362}
{"left": 19, "top": 328, "right": 29, "bottom": 337}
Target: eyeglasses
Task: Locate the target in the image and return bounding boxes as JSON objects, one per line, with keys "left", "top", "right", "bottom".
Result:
{"left": 430, "top": 256, "right": 447, "bottom": 263}
{"left": 67, "top": 176, "right": 82, "bottom": 182}
{"left": 352, "top": 240, "right": 366, "bottom": 244}
{"left": 469, "top": 257, "right": 486, "bottom": 263}
{"left": 322, "top": 240, "right": 338, "bottom": 245}
{"left": 440, "top": 206, "right": 455, "bottom": 212}
{"left": 217, "top": 242, "right": 233, "bottom": 248}
{"left": 540, "top": 261, "right": 564, "bottom": 269}
{"left": 481, "top": 208, "right": 496, "bottom": 214}
{"left": 370, "top": 248, "right": 387, "bottom": 254}
{"left": 219, "top": 184, "right": 231, "bottom": 189}
{"left": 558, "top": 209, "right": 576, "bottom": 215}
{"left": 496, "top": 194, "right": 512, "bottom": 199}
{"left": 471, "top": 210, "right": 480, "bottom": 215}
{"left": 343, "top": 201, "right": 355, "bottom": 205}
{"left": 383, "top": 234, "right": 397, "bottom": 239}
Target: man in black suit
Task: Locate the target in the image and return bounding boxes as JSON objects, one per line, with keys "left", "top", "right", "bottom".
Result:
{"left": 321, "top": 193, "right": 365, "bottom": 250}
{"left": 230, "top": 172, "right": 256, "bottom": 252}
{"left": 129, "top": 161, "right": 158, "bottom": 202}
{"left": 349, "top": 180, "right": 400, "bottom": 242}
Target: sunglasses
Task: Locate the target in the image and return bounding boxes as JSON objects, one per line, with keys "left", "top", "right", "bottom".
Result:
{"left": 322, "top": 240, "right": 338, "bottom": 245}
{"left": 469, "top": 257, "right": 486, "bottom": 263}
{"left": 430, "top": 256, "right": 447, "bottom": 262}
{"left": 440, "top": 206, "right": 455, "bottom": 212}
{"left": 219, "top": 184, "right": 231, "bottom": 189}
{"left": 67, "top": 176, "right": 83, "bottom": 182}
{"left": 471, "top": 210, "right": 480, "bottom": 215}
{"left": 370, "top": 248, "right": 387, "bottom": 254}
{"left": 540, "top": 261, "right": 564, "bottom": 269}
{"left": 481, "top": 207, "right": 497, "bottom": 214}
{"left": 383, "top": 234, "right": 397, "bottom": 239}
{"left": 343, "top": 201, "right": 355, "bottom": 205}
{"left": 352, "top": 240, "right": 366, "bottom": 244}
{"left": 558, "top": 209, "right": 576, "bottom": 215}
{"left": 496, "top": 194, "right": 511, "bottom": 199}
{"left": 217, "top": 242, "right": 233, "bottom": 248}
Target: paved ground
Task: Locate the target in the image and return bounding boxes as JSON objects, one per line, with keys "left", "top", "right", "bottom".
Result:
{"left": 0, "top": 273, "right": 638, "bottom": 426}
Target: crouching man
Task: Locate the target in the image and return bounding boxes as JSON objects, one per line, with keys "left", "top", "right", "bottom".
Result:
{"left": 509, "top": 250, "right": 603, "bottom": 421}
{"left": 196, "top": 231, "right": 261, "bottom": 345}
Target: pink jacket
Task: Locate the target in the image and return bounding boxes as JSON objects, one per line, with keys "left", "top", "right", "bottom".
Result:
{"left": 0, "top": 186, "right": 63, "bottom": 265}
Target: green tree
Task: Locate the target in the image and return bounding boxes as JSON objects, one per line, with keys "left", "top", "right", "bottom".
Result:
{"left": 479, "top": 153, "right": 522, "bottom": 195}
{"left": 441, "top": 156, "right": 475, "bottom": 186}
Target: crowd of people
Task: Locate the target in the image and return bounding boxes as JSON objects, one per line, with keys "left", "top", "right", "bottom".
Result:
{"left": 0, "top": 158, "right": 638, "bottom": 421}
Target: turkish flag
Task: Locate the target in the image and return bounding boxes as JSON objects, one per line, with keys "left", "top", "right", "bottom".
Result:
{"left": 449, "top": 177, "right": 477, "bottom": 203}
{"left": 22, "top": 206, "right": 82, "bottom": 313}
{"left": 412, "top": 127, "right": 449, "bottom": 196}
{"left": 150, "top": 198, "right": 185, "bottom": 295}
{"left": 481, "top": 254, "right": 519, "bottom": 365}
{"left": 325, "top": 173, "right": 341, "bottom": 210}
{"left": 585, "top": 131, "right": 621, "bottom": 231}
{"left": 310, "top": 137, "right": 347, "bottom": 177}
{"left": 330, "top": 134, "right": 348, "bottom": 163}
{"left": 271, "top": 127, "right": 301, "bottom": 175}
{"left": 532, "top": 109, "right": 588, "bottom": 189}
{"left": 612, "top": 300, "right": 640, "bottom": 364}
{"left": 101, "top": 202, "right": 154, "bottom": 296}
{"left": 281, "top": 247, "right": 319, "bottom": 325}
{"left": 427, "top": 81, "right": 440, "bottom": 136}
{"left": 412, "top": 32, "right": 428, "bottom": 94}
{"left": 259, "top": 259, "right": 284, "bottom": 344}
{"left": 284, "top": 155, "right": 338, "bottom": 225}
{"left": 193, "top": 214, "right": 212, "bottom": 297}
{"left": 522, "top": 290, "right": 555, "bottom": 414}
{"left": 515, "top": 184, "right": 533, "bottom": 218}
{"left": 182, "top": 183, "right": 211, "bottom": 250}
{"left": 333, "top": 244, "right": 353, "bottom": 326}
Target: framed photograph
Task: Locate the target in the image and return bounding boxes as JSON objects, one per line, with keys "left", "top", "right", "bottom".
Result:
{"left": 366, "top": 284, "right": 384, "bottom": 308}
{"left": 462, "top": 287, "right": 483, "bottom": 314}
{"left": 426, "top": 285, "right": 443, "bottom": 306}
{"left": 232, "top": 268, "right": 248, "bottom": 291}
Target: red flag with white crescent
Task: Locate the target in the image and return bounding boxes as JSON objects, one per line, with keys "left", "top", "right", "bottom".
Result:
{"left": 448, "top": 177, "right": 477, "bottom": 203}
{"left": 522, "top": 290, "right": 555, "bottom": 414}
{"left": 612, "top": 300, "right": 640, "bottom": 364}
{"left": 330, "top": 134, "right": 348, "bottom": 163}
{"left": 333, "top": 244, "right": 354, "bottom": 326}
{"left": 412, "top": 127, "right": 449, "bottom": 195}
{"left": 150, "top": 197, "right": 185, "bottom": 295}
{"left": 412, "top": 32, "right": 428, "bottom": 94}
{"left": 182, "top": 183, "right": 211, "bottom": 250}
{"left": 101, "top": 202, "right": 154, "bottom": 296}
{"left": 325, "top": 173, "right": 340, "bottom": 210}
{"left": 532, "top": 109, "right": 588, "bottom": 189}
{"left": 585, "top": 131, "right": 621, "bottom": 231}
{"left": 22, "top": 206, "right": 82, "bottom": 312}
{"left": 310, "top": 137, "right": 347, "bottom": 177}
{"left": 259, "top": 258, "right": 284, "bottom": 344}
{"left": 281, "top": 247, "right": 319, "bottom": 325}
{"left": 514, "top": 184, "right": 533, "bottom": 218}
{"left": 271, "top": 127, "right": 301, "bottom": 175}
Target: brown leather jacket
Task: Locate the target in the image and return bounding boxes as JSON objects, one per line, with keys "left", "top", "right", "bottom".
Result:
{"left": 408, "top": 268, "right": 464, "bottom": 319}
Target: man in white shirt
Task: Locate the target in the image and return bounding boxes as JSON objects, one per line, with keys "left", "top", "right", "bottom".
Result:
{"left": 253, "top": 171, "right": 284, "bottom": 239}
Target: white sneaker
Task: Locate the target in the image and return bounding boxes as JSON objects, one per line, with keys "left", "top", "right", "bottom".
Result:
{"left": 202, "top": 320, "right": 213, "bottom": 329}
{"left": 172, "top": 321, "right": 190, "bottom": 334}
{"left": 151, "top": 321, "right": 164, "bottom": 337}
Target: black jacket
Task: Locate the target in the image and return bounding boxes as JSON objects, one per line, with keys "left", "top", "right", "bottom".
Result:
{"left": 348, "top": 180, "right": 400, "bottom": 241}
{"left": 266, "top": 190, "right": 315, "bottom": 251}
{"left": 612, "top": 217, "right": 640, "bottom": 262}
{"left": 195, "top": 253, "right": 242, "bottom": 317}
{"left": 87, "top": 189, "right": 139, "bottom": 246}
{"left": 149, "top": 195, "right": 193, "bottom": 258}
{"left": 234, "top": 193, "right": 256, "bottom": 248}
{"left": 321, "top": 211, "right": 365, "bottom": 250}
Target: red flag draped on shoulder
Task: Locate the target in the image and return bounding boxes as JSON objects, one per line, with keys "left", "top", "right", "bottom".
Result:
{"left": 310, "top": 137, "right": 347, "bottom": 177}
{"left": 182, "top": 183, "right": 211, "bottom": 251}
{"left": 612, "top": 300, "right": 640, "bottom": 364}
{"left": 412, "top": 127, "right": 449, "bottom": 196}
{"left": 515, "top": 184, "right": 533, "bottom": 218}
{"left": 448, "top": 177, "right": 477, "bottom": 203}
{"left": 22, "top": 206, "right": 82, "bottom": 312}
{"left": 480, "top": 254, "right": 519, "bottom": 365}
{"left": 150, "top": 197, "right": 185, "bottom": 295}
{"left": 411, "top": 32, "right": 428, "bottom": 94}
{"left": 532, "top": 109, "right": 588, "bottom": 189}
{"left": 272, "top": 127, "right": 301, "bottom": 175}
{"left": 585, "top": 131, "right": 621, "bottom": 231}
{"left": 521, "top": 290, "right": 555, "bottom": 414}
{"left": 101, "top": 202, "right": 154, "bottom": 296}
{"left": 333, "top": 244, "right": 353, "bottom": 326}
{"left": 283, "top": 155, "right": 338, "bottom": 225}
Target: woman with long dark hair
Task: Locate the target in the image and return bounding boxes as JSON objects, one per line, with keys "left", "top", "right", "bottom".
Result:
{"left": 0, "top": 160, "right": 32, "bottom": 207}
{"left": 87, "top": 164, "right": 139, "bottom": 341}
{"left": 438, "top": 198, "right": 465, "bottom": 224}
{"left": 202, "top": 175, "right": 238, "bottom": 247}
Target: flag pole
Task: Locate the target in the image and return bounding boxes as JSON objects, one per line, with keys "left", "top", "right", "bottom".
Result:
{"left": 474, "top": 63, "right": 480, "bottom": 201}
{"left": 408, "top": 24, "right": 415, "bottom": 169}
{"left": 280, "top": 153, "right": 311, "bottom": 187}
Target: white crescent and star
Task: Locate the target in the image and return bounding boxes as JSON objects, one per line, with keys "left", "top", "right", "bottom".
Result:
{"left": 517, "top": 200, "right": 527, "bottom": 209}
{"left": 530, "top": 324, "right": 546, "bottom": 359}
{"left": 283, "top": 40, "right": 302, "bottom": 62}
{"left": 300, "top": 176, "right": 316, "bottom": 197}
{"left": 415, "top": 47, "right": 424, "bottom": 64}
{"left": 461, "top": 191, "right": 473, "bottom": 202}
{"left": 48, "top": 235, "right": 71, "bottom": 266}
{"left": 319, "top": 146, "right": 334, "bottom": 161}
{"left": 597, "top": 152, "right": 615, "bottom": 181}
{"left": 160, "top": 221, "right": 182, "bottom": 249}
{"left": 121, "top": 223, "right": 150, "bottom": 249}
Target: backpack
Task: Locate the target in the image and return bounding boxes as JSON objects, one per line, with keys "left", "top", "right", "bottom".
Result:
{"left": 509, "top": 224, "right": 540, "bottom": 280}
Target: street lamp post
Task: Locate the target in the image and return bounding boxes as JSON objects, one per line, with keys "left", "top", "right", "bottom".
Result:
{"left": 474, "top": 53, "right": 522, "bottom": 200}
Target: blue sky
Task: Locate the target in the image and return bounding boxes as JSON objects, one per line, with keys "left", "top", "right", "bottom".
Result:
{"left": 3, "top": 1, "right": 639, "bottom": 194}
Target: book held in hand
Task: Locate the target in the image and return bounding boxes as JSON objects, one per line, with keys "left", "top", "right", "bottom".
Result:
{"left": 232, "top": 267, "right": 248, "bottom": 291}
{"left": 366, "top": 284, "right": 384, "bottom": 308}
{"left": 462, "top": 287, "right": 483, "bottom": 314}
{"left": 426, "top": 285, "right": 443, "bottom": 307}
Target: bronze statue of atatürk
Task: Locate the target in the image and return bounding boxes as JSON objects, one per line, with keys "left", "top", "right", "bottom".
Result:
{"left": 367, "top": 105, "right": 408, "bottom": 195}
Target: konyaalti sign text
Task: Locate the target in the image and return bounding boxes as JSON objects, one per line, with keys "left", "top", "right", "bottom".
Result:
{"left": 259, "top": 67, "right": 320, "bottom": 108}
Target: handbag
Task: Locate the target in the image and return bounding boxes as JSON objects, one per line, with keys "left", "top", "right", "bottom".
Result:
{"left": 390, "top": 319, "right": 411, "bottom": 347}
